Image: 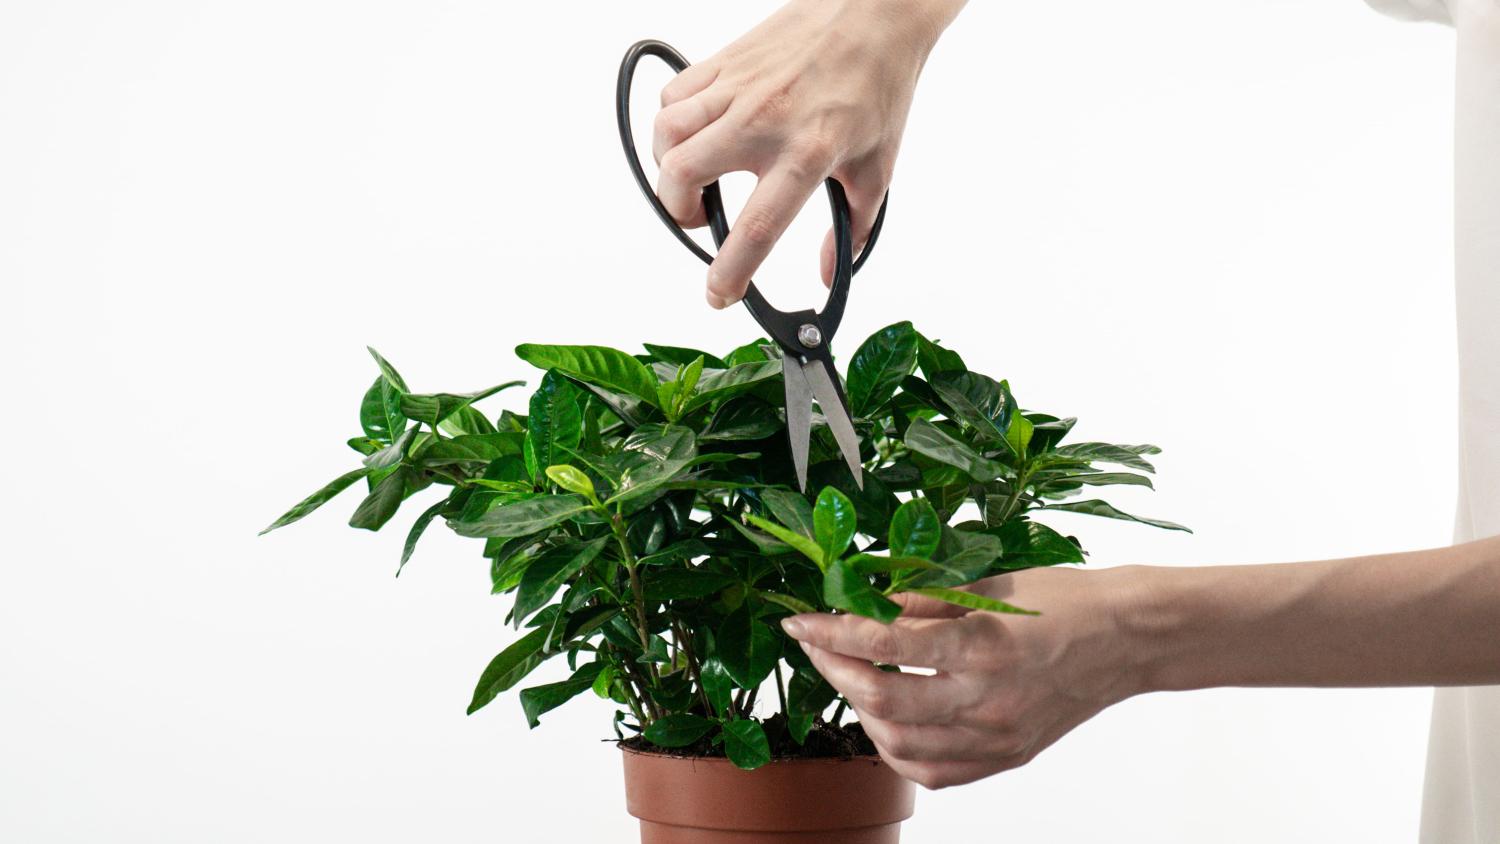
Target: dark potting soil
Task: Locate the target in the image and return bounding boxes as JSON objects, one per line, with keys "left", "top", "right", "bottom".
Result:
{"left": 619, "top": 714, "right": 878, "bottom": 761}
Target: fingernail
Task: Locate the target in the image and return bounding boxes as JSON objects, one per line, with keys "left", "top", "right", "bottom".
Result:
{"left": 780, "top": 617, "right": 806, "bottom": 637}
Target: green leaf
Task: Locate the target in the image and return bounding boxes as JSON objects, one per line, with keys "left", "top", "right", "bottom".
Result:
{"left": 515, "top": 343, "right": 662, "bottom": 408}
{"left": 1042, "top": 499, "right": 1191, "bottom": 532}
{"left": 643, "top": 713, "right": 716, "bottom": 748}
{"left": 904, "top": 417, "right": 1007, "bottom": 482}
{"left": 512, "top": 537, "right": 610, "bottom": 625}
{"left": 813, "top": 486, "right": 857, "bottom": 567}
{"left": 366, "top": 346, "right": 410, "bottom": 392}
{"left": 787, "top": 668, "right": 837, "bottom": 716}
{"left": 450, "top": 494, "right": 595, "bottom": 538}
{"left": 1055, "top": 442, "right": 1161, "bottom": 473}
{"left": 761, "top": 488, "right": 815, "bottom": 539}
{"left": 721, "top": 515, "right": 792, "bottom": 555}
{"left": 716, "top": 603, "right": 779, "bottom": 689}
{"left": 359, "top": 376, "right": 406, "bottom": 443}
{"left": 644, "top": 343, "right": 728, "bottom": 369}
{"left": 755, "top": 590, "right": 817, "bottom": 615}
{"left": 992, "top": 521, "right": 1085, "bottom": 568}
{"left": 888, "top": 498, "right": 942, "bottom": 559}
{"left": 722, "top": 719, "right": 772, "bottom": 770}
{"left": 349, "top": 466, "right": 410, "bottom": 531}
{"left": 466, "top": 627, "right": 551, "bottom": 714}
{"left": 823, "top": 557, "right": 901, "bottom": 622}
{"left": 1004, "top": 412, "right": 1034, "bottom": 457}
{"left": 524, "top": 371, "right": 583, "bottom": 482}
{"left": 1037, "top": 472, "right": 1154, "bottom": 492}
{"left": 419, "top": 433, "right": 525, "bottom": 465}
{"left": 744, "top": 512, "right": 824, "bottom": 567}
{"left": 604, "top": 424, "right": 698, "bottom": 505}
{"left": 905, "top": 586, "right": 1038, "bottom": 616}
{"left": 363, "top": 425, "right": 419, "bottom": 471}
{"left": 723, "top": 339, "right": 776, "bottom": 367}
{"left": 260, "top": 468, "right": 370, "bottom": 535}
{"left": 681, "top": 360, "right": 784, "bottom": 414}
{"left": 700, "top": 657, "right": 734, "bottom": 717}
{"left": 544, "top": 464, "right": 597, "bottom": 500}
{"left": 788, "top": 712, "right": 815, "bottom": 744}
{"left": 930, "top": 371, "right": 1014, "bottom": 445}
{"left": 401, "top": 382, "right": 524, "bottom": 429}
{"left": 702, "top": 397, "right": 782, "bottom": 442}
{"left": 846, "top": 321, "right": 918, "bottom": 417}
{"left": 915, "top": 332, "right": 966, "bottom": 380}
{"left": 519, "top": 661, "right": 603, "bottom": 728}
{"left": 397, "top": 499, "right": 447, "bottom": 575}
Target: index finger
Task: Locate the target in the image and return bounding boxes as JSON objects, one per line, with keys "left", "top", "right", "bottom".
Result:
{"left": 704, "top": 162, "right": 825, "bottom": 309}
{"left": 779, "top": 612, "right": 968, "bottom": 670}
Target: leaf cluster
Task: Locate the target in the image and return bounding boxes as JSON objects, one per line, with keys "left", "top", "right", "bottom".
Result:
{"left": 263, "top": 323, "right": 1186, "bottom": 769}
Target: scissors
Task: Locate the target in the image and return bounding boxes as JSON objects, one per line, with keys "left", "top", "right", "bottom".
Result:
{"left": 615, "top": 39, "right": 889, "bottom": 492}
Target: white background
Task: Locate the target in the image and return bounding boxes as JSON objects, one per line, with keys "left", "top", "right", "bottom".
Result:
{"left": 1, "top": 1, "right": 1459, "bottom": 841}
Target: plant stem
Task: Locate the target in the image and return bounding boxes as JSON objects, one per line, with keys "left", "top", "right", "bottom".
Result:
{"left": 673, "top": 619, "right": 713, "bottom": 715}
{"left": 997, "top": 460, "right": 1036, "bottom": 523}
{"left": 773, "top": 662, "right": 788, "bottom": 716}
{"left": 608, "top": 509, "right": 659, "bottom": 689}
{"left": 830, "top": 699, "right": 848, "bottom": 727}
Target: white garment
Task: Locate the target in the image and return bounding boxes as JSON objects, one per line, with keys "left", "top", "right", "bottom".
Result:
{"left": 1368, "top": 2, "right": 1500, "bottom": 841}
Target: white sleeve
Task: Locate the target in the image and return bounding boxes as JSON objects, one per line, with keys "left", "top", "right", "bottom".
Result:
{"left": 1366, "top": 0, "right": 1453, "bottom": 24}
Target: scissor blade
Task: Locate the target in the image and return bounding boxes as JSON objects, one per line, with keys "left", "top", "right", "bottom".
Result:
{"left": 782, "top": 351, "right": 813, "bottom": 492}
{"left": 802, "top": 359, "right": 864, "bottom": 490}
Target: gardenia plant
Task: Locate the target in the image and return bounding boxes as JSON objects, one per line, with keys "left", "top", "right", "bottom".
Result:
{"left": 263, "top": 321, "right": 1186, "bottom": 770}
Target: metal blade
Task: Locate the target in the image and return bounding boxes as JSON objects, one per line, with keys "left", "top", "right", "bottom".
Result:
{"left": 781, "top": 351, "right": 813, "bottom": 492}
{"left": 803, "top": 359, "right": 864, "bottom": 490}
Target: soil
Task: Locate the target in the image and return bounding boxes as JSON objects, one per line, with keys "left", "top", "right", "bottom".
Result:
{"left": 619, "top": 714, "right": 878, "bottom": 761}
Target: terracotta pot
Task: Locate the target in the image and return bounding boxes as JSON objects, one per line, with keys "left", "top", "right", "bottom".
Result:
{"left": 621, "top": 746, "right": 916, "bottom": 843}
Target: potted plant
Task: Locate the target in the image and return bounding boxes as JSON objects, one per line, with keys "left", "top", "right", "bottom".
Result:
{"left": 262, "top": 320, "right": 1185, "bottom": 842}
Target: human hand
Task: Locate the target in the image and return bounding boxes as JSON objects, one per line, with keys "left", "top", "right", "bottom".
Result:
{"left": 652, "top": 0, "right": 964, "bottom": 308}
{"left": 779, "top": 567, "right": 1149, "bottom": 789}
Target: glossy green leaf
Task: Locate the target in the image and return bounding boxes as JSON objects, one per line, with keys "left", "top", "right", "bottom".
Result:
{"left": 397, "top": 499, "right": 447, "bottom": 575}
{"left": 813, "top": 486, "right": 857, "bottom": 567}
{"left": 1042, "top": 499, "right": 1191, "bottom": 532}
{"left": 519, "top": 661, "right": 602, "bottom": 728}
{"left": 545, "top": 464, "right": 597, "bottom": 500}
{"left": 1055, "top": 442, "right": 1161, "bottom": 473}
{"left": 363, "top": 426, "right": 418, "bottom": 471}
{"left": 905, "top": 586, "right": 1038, "bottom": 616}
{"left": 644, "top": 343, "right": 727, "bottom": 369}
{"left": 604, "top": 424, "right": 698, "bottom": 505}
{"left": 744, "top": 512, "right": 823, "bottom": 566}
{"left": 787, "top": 667, "right": 837, "bottom": 716}
{"left": 260, "top": 467, "right": 370, "bottom": 534}
{"left": 723, "top": 719, "right": 772, "bottom": 770}
{"left": 761, "top": 488, "right": 815, "bottom": 539}
{"left": 846, "top": 321, "right": 918, "bottom": 417}
{"left": 723, "top": 339, "right": 776, "bottom": 367}
{"left": 512, "top": 537, "right": 610, "bottom": 624}
{"left": 467, "top": 627, "right": 551, "bottom": 715}
{"left": 888, "top": 498, "right": 942, "bottom": 559}
{"left": 915, "top": 332, "right": 966, "bottom": 380}
{"left": 700, "top": 657, "right": 734, "bottom": 717}
{"left": 823, "top": 557, "right": 901, "bottom": 622}
{"left": 515, "top": 343, "right": 661, "bottom": 408}
{"left": 348, "top": 466, "right": 410, "bottom": 531}
{"left": 644, "top": 568, "right": 736, "bottom": 602}
{"left": 643, "top": 713, "right": 716, "bottom": 748}
{"left": 419, "top": 433, "right": 524, "bottom": 465}
{"left": 1038, "top": 471, "right": 1154, "bottom": 491}
{"left": 755, "top": 590, "right": 817, "bottom": 615}
{"left": 904, "top": 417, "right": 1007, "bottom": 482}
{"left": 401, "top": 381, "right": 524, "bottom": 429}
{"left": 524, "top": 371, "right": 583, "bottom": 482}
{"left": 680, "top": 360, "right": 783, "bottom": 415}
{"left": 359, "top": 376, "right": 406, "bottom": 443}
{"left": 366, "top": 346, "right": 410, "bottom": 392}
{"left": 716, "top": 603, "right": 779, "bottom": 689}
{"left": 450, "top": 494, "right": 595, "bottom": 538}
{"left": 930, "top": 371, "right": 1013, "bottom": 445}
{"left": 702, "top": 396, "right": 782, "bottom": 442}
{"left": 993, "top": 520, "right": 1084, "bottom": 568}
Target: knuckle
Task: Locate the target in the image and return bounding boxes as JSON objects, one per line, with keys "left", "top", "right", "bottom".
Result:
{"left": 734, "top": 207, "right": 780, "bottom": 248}
{"left": 657, "top": 148, "right": 692, "bottom": 186}
{"left": 858, "top": 683, "right": 893, "bottom": 719}
{"left": 866, "top": 628, "right": 903, "bottom": 666}
{"left": 783, "top": 137, "right": 834, "bottom": 179}
{"left": 652, "top": 109, "right": 685, "bottom": 143}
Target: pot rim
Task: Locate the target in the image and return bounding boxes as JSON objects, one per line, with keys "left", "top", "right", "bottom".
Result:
{"left": 618, "top": 744, "right": 885, "bottom": 766}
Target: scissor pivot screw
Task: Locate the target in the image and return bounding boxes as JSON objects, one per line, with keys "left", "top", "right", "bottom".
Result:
{"left": 797, "top": 324, "right": 822, "bottom": 348}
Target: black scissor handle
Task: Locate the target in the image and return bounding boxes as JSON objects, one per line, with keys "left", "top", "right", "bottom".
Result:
{"left": 615, "top": 39, "right": 887, "bottom": 355}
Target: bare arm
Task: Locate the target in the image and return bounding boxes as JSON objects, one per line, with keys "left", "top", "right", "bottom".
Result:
{"left": 780, "top": 538, "right": 1500, "bottom": 789}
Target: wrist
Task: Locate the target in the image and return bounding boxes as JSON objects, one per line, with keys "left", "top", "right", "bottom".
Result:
{"left": 1102, "top": 564, "right": 1194, "bottom": 697}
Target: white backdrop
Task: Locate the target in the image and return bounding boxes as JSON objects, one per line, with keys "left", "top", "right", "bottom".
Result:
{"left": 1, "top": 2, "right": 1457, "bottom": 841}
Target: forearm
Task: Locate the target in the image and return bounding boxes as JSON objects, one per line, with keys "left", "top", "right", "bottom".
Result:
{"left": 1120, "top": 536, "right": 1500, "bottom": 693}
